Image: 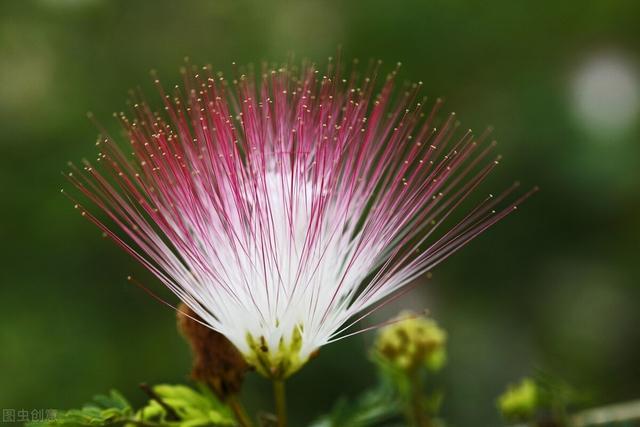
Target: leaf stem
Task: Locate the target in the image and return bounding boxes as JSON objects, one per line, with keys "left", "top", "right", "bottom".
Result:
{"left": 272, "top": 379, "right": 287, "bottom": 427}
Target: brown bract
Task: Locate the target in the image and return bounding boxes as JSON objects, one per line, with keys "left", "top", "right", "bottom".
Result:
{"left": 177, "top": 303, "right": 249, "bottom": 399}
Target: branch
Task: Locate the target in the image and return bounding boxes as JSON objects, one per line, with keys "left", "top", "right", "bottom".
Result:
{"left": 139, "top": 383, "right": 180, "bottom": 421}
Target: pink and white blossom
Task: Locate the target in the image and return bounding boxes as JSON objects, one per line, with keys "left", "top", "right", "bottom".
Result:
{"left": 66, "top": 59, "right": 534, "bottom": 377}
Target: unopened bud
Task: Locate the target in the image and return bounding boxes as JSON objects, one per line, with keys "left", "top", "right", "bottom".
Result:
{"left": 497, "top": 378, "right": 538, "bottom": 421}
{"left": 374, "top": 311, "right": 446, "bottom": 372}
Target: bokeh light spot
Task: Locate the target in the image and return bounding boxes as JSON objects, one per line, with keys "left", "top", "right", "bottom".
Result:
{"left": 571, "top": 52, "right": 639, "bottom": 139}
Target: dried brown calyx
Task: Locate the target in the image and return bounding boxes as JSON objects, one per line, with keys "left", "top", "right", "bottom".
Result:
{"left": 177, "top": 303, "right": 249, "bottom": 400}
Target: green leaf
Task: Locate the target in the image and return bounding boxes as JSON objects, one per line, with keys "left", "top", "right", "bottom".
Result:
{"left": 28, "top": 390, "right": 133, "bottom": 426}
{"left": 136, "top": 384, "right": 235, "bottom": 427}
{"left": 309, "top": 383, "right": 402, "bottom": 427}
{"left": 28, "top": 384, "right": 236, "bottom": 427}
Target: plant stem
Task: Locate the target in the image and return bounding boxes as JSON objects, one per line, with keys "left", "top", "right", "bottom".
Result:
{"left": 228, "top": 395, "right": 254, "bottom": 427}
{"left": 408, "top": 374, "right": 430, "bottom": 427}
{"left": 571, "top": 399, "right": 640, "bottom": 426}
{"left": 272, "top": 379, "right": 287, "bottom": 427}
{"left": 139, "top": 383, "right": 180, "bottom": 421}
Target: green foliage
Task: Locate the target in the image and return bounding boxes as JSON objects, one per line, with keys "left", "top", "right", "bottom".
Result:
{"left": 309, "top": 383, "right": 402, "bottom": 427}
{"left": 534, "top": 372, "right": 586, "bottom": 412}
{"left": 135, "top": 384, "right": 235, "bottom": 427}
{"left": 497, "top": 373, "right": 586, "bottom": 425}
{"left": 27, "top": 390, "right": 133, "bottom": 426}
{"left": 28, "top": 385, "right": 235, "bottom": 427}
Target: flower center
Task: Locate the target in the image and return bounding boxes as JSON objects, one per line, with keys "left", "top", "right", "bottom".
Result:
{"left": 244, "top": 326, "right": 308, "bottom": 379}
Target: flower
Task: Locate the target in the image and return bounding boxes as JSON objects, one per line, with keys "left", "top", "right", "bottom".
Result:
{"left": 66, "top": 59, "right": 534, "bottom": 379}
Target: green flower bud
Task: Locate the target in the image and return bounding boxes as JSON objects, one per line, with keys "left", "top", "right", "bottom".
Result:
{"left": 374, "top": 311, "right": 447, "bottom": 373}
{"left": 498, "top": 378, "right": 538, "bottom": 421}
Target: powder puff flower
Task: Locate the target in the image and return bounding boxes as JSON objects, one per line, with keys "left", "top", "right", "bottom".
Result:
{"left": 66, "top": 59, "right": 534, "bottom": 379}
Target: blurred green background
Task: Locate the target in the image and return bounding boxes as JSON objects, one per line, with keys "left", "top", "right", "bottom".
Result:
{"left": 1, "top": 0, "right": 639, "bottom": 425}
